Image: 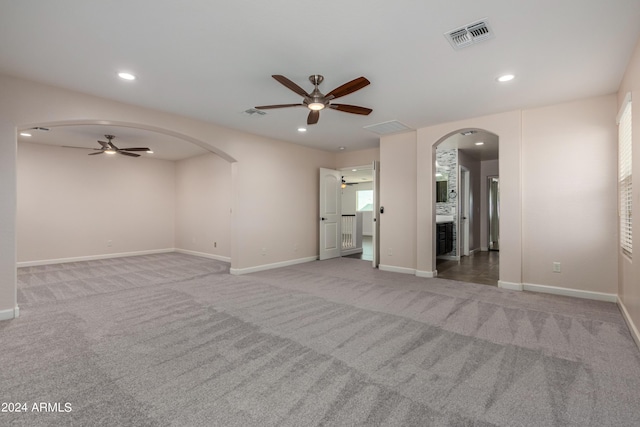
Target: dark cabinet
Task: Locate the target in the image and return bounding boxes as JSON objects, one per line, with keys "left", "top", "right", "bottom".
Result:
{"left": 436, "top": 222, "right": 453, "bottom": 255}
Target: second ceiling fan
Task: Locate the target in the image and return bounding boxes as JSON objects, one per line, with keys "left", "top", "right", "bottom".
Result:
{"left": 255, "top": 75, "right": 372, "bottom": 125}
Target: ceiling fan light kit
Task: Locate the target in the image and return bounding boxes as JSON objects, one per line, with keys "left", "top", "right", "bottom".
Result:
{"left": 255, "top": 74, "right": 372, "bottom": 125}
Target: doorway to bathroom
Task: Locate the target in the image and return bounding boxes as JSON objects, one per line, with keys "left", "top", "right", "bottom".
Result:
{"left": 433, "top": 129, "right": 500, "bottom": 286}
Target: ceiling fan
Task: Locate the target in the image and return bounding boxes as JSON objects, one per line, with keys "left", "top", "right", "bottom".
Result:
{"left": 255, "top": 75, "right": 372, "bottom": 125}
{"left": 64, "top": 135, "right": 151, "bottom": 157}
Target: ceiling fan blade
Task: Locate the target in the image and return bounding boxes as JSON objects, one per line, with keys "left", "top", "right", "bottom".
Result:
{"left": 119, "top": 147, "right": 150, "bottom": 152}
{"left": 326, "top": 77, "right": 370, "bottom": 100}
{"left": 329, "top": 104, "right": 373, "bottom": 115}
{"left": 98, "top": 140, "right": 110, "bottom": 149}
{"left": 88, "top": 151, "right": 104, "bottom": 156}
{"left": 307, "top": 110, "right": 320, "bottom": 125}
{"left": 117, "top": 151, "right": 140, "bottom": 157}
{"left": 272, "top": 75, "right": 310, "bottom": 97}
{"left": 255, "top": 103, "right": 304, "bottom": 110}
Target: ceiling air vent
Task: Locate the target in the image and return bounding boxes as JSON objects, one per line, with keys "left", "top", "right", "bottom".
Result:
{"left": 363, "top": 120, "right": 412, "bottom": 135}
{"left": 445, "top": 19, "right": 494, "bottom": 50}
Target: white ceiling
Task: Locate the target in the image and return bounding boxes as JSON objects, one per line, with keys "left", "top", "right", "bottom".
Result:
{"left": 2, "top": 1, "right": 640, "bottom": 154}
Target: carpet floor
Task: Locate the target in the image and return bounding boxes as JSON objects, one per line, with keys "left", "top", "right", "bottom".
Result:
{"left": 2, "top": 253, "right": 639, "bottom": 426}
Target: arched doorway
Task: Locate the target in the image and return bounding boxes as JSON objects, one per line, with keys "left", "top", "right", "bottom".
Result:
{"left": 432, "top": 128, "right": 499, "bottom": 286}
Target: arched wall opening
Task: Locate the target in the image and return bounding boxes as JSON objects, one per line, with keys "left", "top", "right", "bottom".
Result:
{"left": 15, "top": 119, "right": 235, "bottom": 270}
{"left": 430, "top": 128, "right": 500, "bottom": 285}
{"left": 415, "top": 110, "right": 522, "bottom": 290}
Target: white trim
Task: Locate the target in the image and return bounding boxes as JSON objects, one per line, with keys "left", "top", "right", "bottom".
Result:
{"left": 174, "top": 248, "right": 231, "bottom": 263}
{"left": 480, "top": 246, "right": 489, "bottom": 252}
{"left": 618, "top": 297, "right": 640, "bottom": 351}
{"left": 379, "top": 264, "right": 416, "bottom": 275}
{"left": 522, "top": 282, "right": 617, "bottom": 302}
{"left": 498, "top": 280, "right": 523, "bottom": 291}
{"left": 0, "top": 306, "right": 19, "bottom": 321}
{"left": 230, "top": 256, "right": 317, "bottom": 275}
{"left": 416, "top": 269, "right": 437, "bottom": 278}
{"left": 341, "top": 248, "right": 363, "bottom": 256}
{"left": 469, "top": 248, "right": 480, "bottom": 255}
{"left": 16, "top": 248, "right": 175, "bottom": 267}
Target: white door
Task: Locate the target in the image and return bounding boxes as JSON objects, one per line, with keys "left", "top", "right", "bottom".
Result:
{"left": 372, "top": 161, "right": 380, "bottom": 268}
{"left": 319, "top": 168, "right": 342, "bottom": 260}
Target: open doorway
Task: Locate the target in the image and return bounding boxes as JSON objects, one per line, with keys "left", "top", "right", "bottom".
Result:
{"left": 433, "top": 129, "right": 499, "bottom": 286}
{"left": 339, "top": 165, "right": 374, "bottom": 261}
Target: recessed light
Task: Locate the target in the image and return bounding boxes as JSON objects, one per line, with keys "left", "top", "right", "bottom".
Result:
{"left": 497, "top": 74, "right": 515, "bottom": 82}
{"left": 118, "top": 72, "right": 136, "bottom": 81}
{"left": 146, "top": 150, "right": 154, "bottom": 154}
{"left": 20, "top": 132, "right": 32, "bottom": 137}
{"left": 475, "top": 141, "right": 484, "bottom": 145}
{"left": 339, "top": 146, "right": 346, "bottom": 150}
{"left": 298, "top": 128, "right": 307, "bottom": 132}
{"left": 352, "top": 169, "right": 357, "bottom": 172}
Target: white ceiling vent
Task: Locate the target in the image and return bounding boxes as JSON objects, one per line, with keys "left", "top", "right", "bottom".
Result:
{"left": 445, "top": 19, "right": 494, "bottom": 50}
{"left": 363, "top": 120, "right": 412, "bottom": 135}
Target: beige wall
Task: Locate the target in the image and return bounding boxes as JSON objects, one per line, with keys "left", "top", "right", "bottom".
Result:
{"left": 175, "top": 153, "right": 231, "bottom": 260}
{"left": 521, "top": 95, "right": 618, "bottom": 293}
{"left": 0, "top": 119, "right": 16, "bottom": 317}
{"left": 17, "top": 142, "right": 175, "bottom": 263}
{"left": 230, "top": 137, "right": 333, "bottom": 272}
{"left": 617, "top": 38, "right": 640, "bottom": 339}
{"left": 334, "top": 147, "right": 379, "bottom": 169}
{"left": 379, "top": 131, "right": 417, "bottom": 272}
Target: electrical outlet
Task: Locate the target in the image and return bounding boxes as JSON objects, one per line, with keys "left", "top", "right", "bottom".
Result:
{"left": 553, "top": 262, "right": 561, "bottom": 273}
{"left": 294, "top": 244, "right": 298, "bottom": 252}
{"left": 213, "top": 241, "right": 217, "bottom": 248}
{"left": 388, "top": 248, "right": 393, "bottom": 256}
{"left": 107, "top": 240, "right": 112, "bottom": 247}
{"left": 261, "top": 247, "right": 267, "bottom": 256}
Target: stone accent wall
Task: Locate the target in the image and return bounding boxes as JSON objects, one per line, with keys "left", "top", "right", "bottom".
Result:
{"left": 435, "top": 148, "right": 457, "bottom": 256}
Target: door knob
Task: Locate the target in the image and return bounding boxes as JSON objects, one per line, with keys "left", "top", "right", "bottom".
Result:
{"left": 321, "top": 217, "right": 326, "bottom": 221}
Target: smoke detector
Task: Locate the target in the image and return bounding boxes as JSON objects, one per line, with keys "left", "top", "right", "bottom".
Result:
{"left": 445, "top": 19, "right": 494, "bottom": 50}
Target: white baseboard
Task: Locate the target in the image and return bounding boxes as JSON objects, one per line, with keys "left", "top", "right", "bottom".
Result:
{"left": 498, "top": 280, "right": 523, "bottom": 291}
{"left": 522, "top": 282, "right": 617, "bottom": 303}
{"left": 0, "top": 306, "right": 19, "bottom": 321}
{"left": 17, "top": 248, "right": 175, "bottom": 267}
{"left": 618, "top": 297, "right": 640, "bottom": 351}
{"left": 379, "top": 264, "right": 416, "bottom": 275}
{"left": 174, "top": 248, "right": 231, "bottom": 263}
{"left": 341, "top": 248, "right": 363, "bottom": 256}
{"left": 230, "top": 256, "right": 317, "bottom": 275}
{"left": 416, "top": 269, "right": 437, "bottom": 278}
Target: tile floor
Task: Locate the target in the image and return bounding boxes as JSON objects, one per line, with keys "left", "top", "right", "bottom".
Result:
{"left": 436, "top": 250, "right": 499, "bottom": 286}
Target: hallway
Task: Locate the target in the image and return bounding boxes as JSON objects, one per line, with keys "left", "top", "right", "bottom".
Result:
{"left": 436, "top": 251, "right": 499, "bottom": 286}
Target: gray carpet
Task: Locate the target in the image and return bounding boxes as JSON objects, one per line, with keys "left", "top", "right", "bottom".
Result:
{"left": 2, "top": 253, "right": 639, "bottom": 426}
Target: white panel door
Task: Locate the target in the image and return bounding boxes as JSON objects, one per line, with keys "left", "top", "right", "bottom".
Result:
{"left": 372, "top": 161, "right": 380, "bottom": 268}
{"left": 319, "top": 168, "right": 342, "bottom": 260}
